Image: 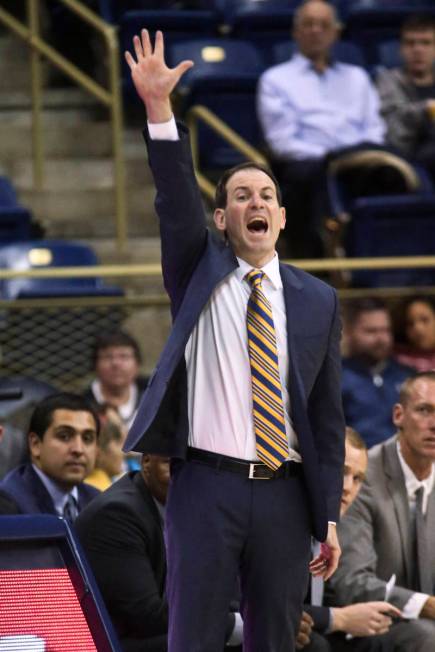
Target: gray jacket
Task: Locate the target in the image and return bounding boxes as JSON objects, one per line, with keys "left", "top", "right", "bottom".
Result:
{"left": 376, "top": 67, "right": 433, "bottom": 156}
{"left": 327, "top": 435, "right": 435, "bottom": 610}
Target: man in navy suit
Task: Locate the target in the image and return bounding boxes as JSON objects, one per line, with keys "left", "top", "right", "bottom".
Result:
{"left": 123, "top": 30, "right": 345, "bottom": 652}
{"left": 0, "top": 393, "right": 99, "bottom": 518}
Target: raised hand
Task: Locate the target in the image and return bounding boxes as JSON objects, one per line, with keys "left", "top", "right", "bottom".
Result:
{"left": 124, "top": 29, "right": 193, "bottom": 122}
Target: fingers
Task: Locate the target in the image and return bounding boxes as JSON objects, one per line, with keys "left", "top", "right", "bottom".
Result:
{"left": 175, "top": 59, "right": 195, "bottom": 78}
{"left": 134, "top": 33, "right": 144, "bottom": 61}
{"left": 140, "top": 28, "right": 152, "bottom": 58}
{"left": 154, "top": 29, "right": 164, "bottom": 57}
{"left": 124, "top": 50, "right": 136, "bottom": 71}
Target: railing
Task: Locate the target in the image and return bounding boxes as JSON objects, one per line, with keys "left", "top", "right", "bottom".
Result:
{"left": 0, "top": 0, "right": 127, "bottom": 250}
{"left": 186, "top": 104, "right": 269, "bottom": 201}
{"left": 1, "top": 258, "right": 435, "bottom": 389}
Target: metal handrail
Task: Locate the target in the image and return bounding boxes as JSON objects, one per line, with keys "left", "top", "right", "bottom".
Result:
{"left": 0, "top": 0, "right": 127, "bottom": 250}
{"left": 186, "top": 104, "right": 269, "bottom": 201}
{"left": 0, "top": 255, "right": 435, "bottom": 280}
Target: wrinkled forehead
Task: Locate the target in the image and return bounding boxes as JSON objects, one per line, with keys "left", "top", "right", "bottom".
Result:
{"left": 226, "top": 168, "right": 278, "bottom": 197}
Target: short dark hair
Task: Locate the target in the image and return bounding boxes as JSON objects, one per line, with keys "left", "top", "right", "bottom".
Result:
{"left": 344, "top": 297, "right": 389, "bottom": 328}
{"left": 399, "top": 371, "right": 435, "bottom": 405}
{"left": 92, "top": 330, "right": 142, "bottom": 367}
{"left": 215, "top": 161, "right": 282, "bottom": 209}
{"left": 28, "top": 392, "right": 100, "bottom": 440}
{"left": 401, "top": 13, "right": 435, "bottom": 38}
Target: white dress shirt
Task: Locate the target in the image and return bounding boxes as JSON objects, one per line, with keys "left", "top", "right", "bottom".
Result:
{"left": 257, "top": 52, "right": 385, "bottom": 160}
{"left": 148, "top": 117, "right": 300, "bottom": 462}
{"left": 397, "top": 441, "right": 435, "bottom": 618}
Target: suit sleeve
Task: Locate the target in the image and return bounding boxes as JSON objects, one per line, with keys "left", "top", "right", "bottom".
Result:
{"left": 326, "top": 480, "right": 415, "bottom": 609}
{"left": 76, "top": 500, "right": 167, "bottom": 638}
{"left": 307, "top": 288, "right": 345, "bottom": 523}
{"left": 303, "top": 605, "right": 331, "bottom": 634}
{"left": 143, "top": 124, "right": 208, "bottom": 309}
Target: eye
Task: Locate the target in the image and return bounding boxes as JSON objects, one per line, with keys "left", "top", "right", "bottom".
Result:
{"left": 82, "top": 432, "right": 96, "bottom": 444}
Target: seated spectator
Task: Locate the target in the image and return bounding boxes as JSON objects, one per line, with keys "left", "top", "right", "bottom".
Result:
{"left": 376, "top": 14, "right": 435, "bottom": 183}
{"left": 0, "top": 393, "right": 99, "bottom": 521}
{"left": 85, "top": 404, "right": 124, "bottom": 491}
{"left": 394, "top": 295, "right": 435, "bottom": 372}
{"left": 257, "top": 0, "right": 385, "bottom": 257}
{"left": 75, "top": 454, "right": 243, "bottom": 652}
{"left": 328, "top": 372, "right": 435, "bottom": 650}
{"left": 303, "top": 427, "right": 400, "bottom": 652}
{"left": 84, "top": 330, "right": 148, "bottom": 431}
{"left": 342, "top": 298, "right": 414, "bottom": 447}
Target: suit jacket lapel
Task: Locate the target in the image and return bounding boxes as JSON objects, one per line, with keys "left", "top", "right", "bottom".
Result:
{"left": 279, "top": 264, "right": 305, "bottom": 406}
{"left": 383, "top": 440, "right": 414, "bottom": 584}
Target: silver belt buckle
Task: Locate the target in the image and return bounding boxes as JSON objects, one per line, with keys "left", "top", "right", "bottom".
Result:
{"left": 248, "top": 463, "right": 272, "bottom": 480}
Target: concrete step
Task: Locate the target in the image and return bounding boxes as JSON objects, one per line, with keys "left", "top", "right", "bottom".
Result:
{"left": 8, "top": 156, "right": 152, "bottom": 191}
{"left": 20, "top": 186, "right": 158, "bottom": 238}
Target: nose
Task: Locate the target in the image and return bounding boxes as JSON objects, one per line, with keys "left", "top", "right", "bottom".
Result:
{"left": 70, "top": 435, "right": 85, "bottom": 455}
{"left": 249, "top": 192, "right": 264, "bottom": 208}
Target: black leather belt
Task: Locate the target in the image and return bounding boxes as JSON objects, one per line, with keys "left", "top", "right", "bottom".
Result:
{"left": 186, "top": 447, "right": 302, "bottom": 480}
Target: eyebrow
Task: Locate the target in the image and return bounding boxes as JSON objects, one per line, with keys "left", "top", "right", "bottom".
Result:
{"left": 233, "top": 185, "right": 276, "bottom": 193}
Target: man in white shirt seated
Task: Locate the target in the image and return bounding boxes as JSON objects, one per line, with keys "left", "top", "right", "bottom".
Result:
{"left": 257, "top": 0, "right": 386, "bottom": 258}
{"left": 328, "top": 372, "right": 435, "bottom": 651}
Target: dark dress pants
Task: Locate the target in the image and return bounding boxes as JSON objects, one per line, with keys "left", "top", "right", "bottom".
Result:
{"left": 165, "top": 459, "right": 312, "bottom": 652}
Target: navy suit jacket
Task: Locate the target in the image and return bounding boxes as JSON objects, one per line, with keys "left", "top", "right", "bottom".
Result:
{"left": 0, "top": 463, "right": 99, "bottom": 515}
{"left": 124, "top": 125, "right": 345, "bottom": 541}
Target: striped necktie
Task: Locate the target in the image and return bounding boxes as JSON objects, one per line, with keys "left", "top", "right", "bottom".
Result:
{"left": 246, "top": 269, "right": 289, "bottom": 470}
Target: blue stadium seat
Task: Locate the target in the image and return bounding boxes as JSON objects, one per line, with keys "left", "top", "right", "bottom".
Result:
{"left": 0, "top": 176, "right": 33, "bottom": 242}
{"left": 327, "top": 156, "right": 435, "bottom": 287}
{"left": 168, "top": 38, "right": 266, "bottom": 170}
{"left": 118, "top": 9, "right": 220, "bottom": 102}
{"left": 374, "top": 38, "right": 401, "bottom": 70}
{"left": 343, "top": 195, "right": 435, "bottom": 287}
{"left": 0, "top": 240, "right": 123, "bottom": 299}
{"left": 271, "top": 39, "right": 367, "bottom": 67}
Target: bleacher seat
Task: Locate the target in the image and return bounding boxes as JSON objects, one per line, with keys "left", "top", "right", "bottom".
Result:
{"left": 375, "top": 38, "right": 401, "bottom": 70}
{"left": 168, "top": 38, "right": 266, "bottom": 170}
{"left": 342, "top": 195, "right": 435, "bottom": 287}
{"left": 117, "top": 9, "right": 220, "bottom": 102}
{"left": 0, "top": 176, "right": 33, "bottom": 242}
{"left": 327, "top": 155, "right": 435, "bottom": 287}
{"left": 0, "top": 240, "right": 123, "bottom": 299}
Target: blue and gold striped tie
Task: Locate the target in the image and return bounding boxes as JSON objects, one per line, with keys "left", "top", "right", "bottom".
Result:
{"left": 246, "top": 269, "right": 289, "bottom": 470}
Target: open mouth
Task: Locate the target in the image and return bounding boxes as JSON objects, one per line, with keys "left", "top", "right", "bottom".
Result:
{"left": 247, "top": 217, "right": 268, "bottom": 234}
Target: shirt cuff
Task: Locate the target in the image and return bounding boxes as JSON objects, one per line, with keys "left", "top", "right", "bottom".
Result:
{"left": 147, "top": 115, "right": 179, "bottom": 141}
{"left": 328, "top": 521, "right": 336, "bottom": 526}
{"left": 401, "top": 592, "right": 430, "bottom": 619}
{"left": 227, "top": 612, "right": 243, "bottom": 646}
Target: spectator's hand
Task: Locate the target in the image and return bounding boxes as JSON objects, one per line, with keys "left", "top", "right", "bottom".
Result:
{"left": 296, "top": 611, "right": 314, "bottom": 649}
{"left": 421, "top": 596, "right": 435, "bottom": 620}
{"left": 124, "top": 30, "right": 193, "bottom": 122}
{"left": 331, "top": 602, "right": 401, "bottom": 637}
{"left": 309, "top": 523, "right": 341, "bottom": 580}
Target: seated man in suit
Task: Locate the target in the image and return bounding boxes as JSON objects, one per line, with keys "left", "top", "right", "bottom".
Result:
{"left": 76, "top": 453, "right": 245, "bottom": 652}
{"left": 0, "top": 393, "right": 99, "bottom": 521}
{"left": 303, "top": 427, "right": 400, "bottom": 651}
{"left": 328, "top": 371, "right": 435, "bottom": 651}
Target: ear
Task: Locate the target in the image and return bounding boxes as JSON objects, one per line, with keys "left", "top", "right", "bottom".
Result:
{"left": 28, "top": 431, "right": 41, "bottom": 461}
{"left": 213, "top": 208, "right": 226, "bottom": 232}
{"left": 392, "top": 403, "right": 403, "bottom": 429}
{"left": 279, "top": 206, "right": 286, "bottom": 231}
